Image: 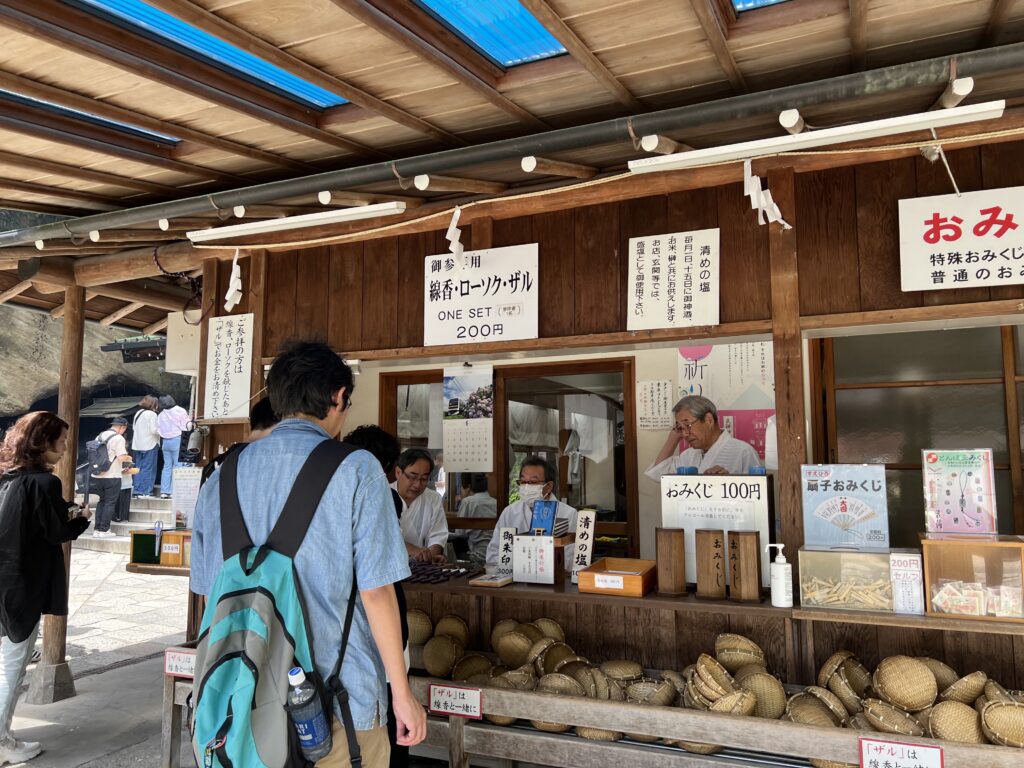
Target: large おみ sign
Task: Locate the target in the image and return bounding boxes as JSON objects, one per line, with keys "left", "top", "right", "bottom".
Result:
{"left": 423, "top": 244, "right": 539, "bottom": 346}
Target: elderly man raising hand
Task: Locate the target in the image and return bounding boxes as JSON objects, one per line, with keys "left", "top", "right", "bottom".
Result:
{"left": 645, "top": 395, "right": 760, "bottom": 479}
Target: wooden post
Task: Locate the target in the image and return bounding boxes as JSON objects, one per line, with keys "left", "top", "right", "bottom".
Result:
{"left": 767, "top": 167, "right": 805, "bottom": 583}
{"left": 448, "top": 715, "right": 468, "bottom": 768}
{"left": 26, "top": 285, "right": 84, "bottom": 703}
{"left": 249, "top": 250, "right": 268, "bottom": 410}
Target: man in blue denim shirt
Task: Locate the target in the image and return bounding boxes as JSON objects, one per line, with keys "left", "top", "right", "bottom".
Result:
{"left": 191, "top": 342, "right": 425, "bottom": 767}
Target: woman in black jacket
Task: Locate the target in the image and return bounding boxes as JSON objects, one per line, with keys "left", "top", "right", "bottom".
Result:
{"left": 0, "top": 412, "right": 90, "bottom": 766}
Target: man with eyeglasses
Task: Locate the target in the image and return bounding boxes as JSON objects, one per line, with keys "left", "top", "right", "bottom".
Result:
{"left": 391, "top": 448, "right": 448, "bottom": 563}
{"left": 485, "top": 456, "right": 577, "bottom": 570}
{"left": 645, "top": 395, "right": 760, "bottom": 479}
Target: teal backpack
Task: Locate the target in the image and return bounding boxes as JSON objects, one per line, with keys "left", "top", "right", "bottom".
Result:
{"left": 190, "top": 440, "right": 362, "bottom": 768}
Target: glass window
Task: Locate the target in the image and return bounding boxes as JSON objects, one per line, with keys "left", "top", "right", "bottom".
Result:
{"left": 834, "top": 328, "right": 1002, "bottom": 384}
{"left": 835, "top": 384, "right": 1009, "bottom": 464}
{"left": 733, "top": 0, "right": 790, "bottom": 10}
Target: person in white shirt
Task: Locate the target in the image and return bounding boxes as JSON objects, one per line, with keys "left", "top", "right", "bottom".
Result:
{"left": 130, "top": 395, "right": 161, "bottom": 498}
{"left": 391, "top": 449, "right": 448, "bottom": 563}
{"left": 89, "top": 417, "right": 131, "bottom": 538}
{"left": 156, "top": 394, "right": 190, "bottom": 498}
{"left": 645, "top": 395, "right": 760, "bottom": 480}
{"left": 455, "top": 473, "right": 496, "bottom": 565}
{"left": 485, "top": 456, "right": 578, "bottom": 569}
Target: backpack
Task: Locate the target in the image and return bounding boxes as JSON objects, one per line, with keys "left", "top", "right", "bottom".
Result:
{"left": 86, "top": 432, "right": 114, "bottom": 475}
{"left": 191, "top": 439, "right": 363, "bottom": 768}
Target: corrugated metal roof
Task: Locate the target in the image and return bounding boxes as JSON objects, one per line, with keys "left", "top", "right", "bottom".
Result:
{"left": 79, "top": 396, "right": 143, "bottom": 417}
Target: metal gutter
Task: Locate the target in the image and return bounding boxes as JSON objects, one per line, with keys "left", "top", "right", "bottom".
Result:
{"left": 2, "top": 43, "right": 1024, "bottom": 248}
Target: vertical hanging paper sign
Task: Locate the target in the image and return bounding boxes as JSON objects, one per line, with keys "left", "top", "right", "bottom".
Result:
{"left": 637, "top": 380, "right": 674, "bottom": 430}
{"left": 628, "top": 229, "right": 720, "bottom": 330}
{"left": 203, "top": 313, "right": 253, "bottom": 420}
{"left": 496, "top": 527, "right": 515, "bottom": 577}
{"left": 441, "top": 365, "right": 493, "bottom": 472}
{"left": 571, "top": 509, "right": 597, "bottom": 584}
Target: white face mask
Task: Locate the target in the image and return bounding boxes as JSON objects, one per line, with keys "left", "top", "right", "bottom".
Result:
{"left": 518, "top": 483, "right": 547, "bottom": 505}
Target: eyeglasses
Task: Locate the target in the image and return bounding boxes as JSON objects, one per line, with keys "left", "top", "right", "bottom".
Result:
{"left": 401, "top": 470, "right": 430, "bottom": 484}
{"left": 518, "top": 479, "right": 548, "bottom": 485}
{"left": 676, "top": 418, "right": 702, "bottom": 432}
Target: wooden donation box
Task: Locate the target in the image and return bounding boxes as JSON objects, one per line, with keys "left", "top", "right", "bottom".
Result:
{"left": 578, "top": 558, "right": 657, "bottom": 597}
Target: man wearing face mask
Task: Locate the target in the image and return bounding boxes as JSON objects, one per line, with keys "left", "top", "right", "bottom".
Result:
{"left": 485, "top": 456, "right": 578, "bottom": 570}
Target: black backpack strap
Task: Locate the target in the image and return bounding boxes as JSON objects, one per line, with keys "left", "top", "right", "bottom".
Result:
{"left": 266, "top": 439, "right": 355, "bottom": 559}
{"left": 219, "top": 444, "right": 253, "bottom": 559}
{"left": 327, "top": 566, "right": 362, "bottom": 768}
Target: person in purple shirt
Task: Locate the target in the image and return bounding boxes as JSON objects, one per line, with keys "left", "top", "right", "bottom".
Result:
{"left": 156, "top": 395, "right": 190, "bottom": 498}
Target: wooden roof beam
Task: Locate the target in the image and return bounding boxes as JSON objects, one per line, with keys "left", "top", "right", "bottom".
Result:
{"left": 316, "top": 190, "right": 423, "bottom": 208}
{"left": 0, "top": 279, "right": 32, "bottom": 304}
{"left": 328, "top": 0, "right": 547, "bottom": 129}
{"left": 985, "top": 0, "right": 1014, "bottom": 46}
{"left": 413, "top": 174, "right": 507, "bottom": 195}
{"left": 73, "top": 243, "right": 238, "bottom": 286}
{"left": 142, "top": 0, "right": 460, "bottom": 146}
{"left": 688, "top": 0, "right": 748, "bottom": 92}
{"left": 520, "top": 156, "right": 596, "bottom": 179}
{"left": 0, "top": 70, "right": 313, "bottom": 173}
{"left": 99, "top": 301, "right": 146, "bottom": 326}
{"left": 87, "top": 230, "right": 183, "bottom": 244}
{"left": 518, "top": 0, "right": 645, "bottom": 111}
{"left": 143, "top": 316, "right": 168, "bottom": 335}
{"left": 0, "top": 198, "right": 91, "bottom": 217}
{"left": 0, "top": 149, "right": 177, "bottom": 196}
{"left": 849, "top": 0, "right": 869, "bottom": 71}
{"left": 0, "top": 177, "right": 121, "bottom": 211}
{"left": 158, "top": 217, "right": 216, "bottom": 231}
{"left": 0, "top": 2, "right": 383, "bottom": 159}
{"left": 640, "top": 135, "right": 695, "bottom": 154}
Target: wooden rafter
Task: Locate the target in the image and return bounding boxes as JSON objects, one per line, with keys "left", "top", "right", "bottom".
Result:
{"left": 0, "top": 70, "right": 314, "bottom": 173}
{"left": 985, "top": 0, "right": 1015, "bottom": 46}
{"left": 87, "top": 230, "right": 184, "bottom": 244}
{"left": 521, "top": 156, "right": 597, "bottom": 179}
{"left": 0, "top": 178, "right": 121, "bottom": 211}
{"left": 0, "top": 2, "right": 384, "bottom": 159}
{"left": 0, "top": 149, "right": 177, "bottom": 196}
{"left": 413, "top": 175, "right": 507, "bottom": 195}
{"left": 146, "top": 0, "right": 462, "bottom": 146}
{"left": 849, "top": 0, "right": 869, "bottom": 71}
{"left": 688, "top": 0, "right": 747, "bottom": 93}
{"left": 329, "top": 0, "right": 547, "bottom": 129}
{"left": 0, "top": 197, "right": 91, "bottom": 216}
{"left": 518, "top": 0, "right": 645, "bottom": 111}
{"left": 0, "top": 279, "right": 32, "bottom": 304}
{"left": 100, "top": 301, "right": 145, "bottom": 326}
{"left": 143, "top": 317, "right": 168, "bottom": 335}
{"left": 51, "top": 290, "right": 99, "bottom": 319}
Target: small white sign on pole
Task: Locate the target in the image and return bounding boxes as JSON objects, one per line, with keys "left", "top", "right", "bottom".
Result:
{"left": 171, "top": 467, "right": 203, "bottom": 527}
{"left": 428, "top": 684, "right": 483, "bottom": 719}
{"left": 513, "top": 535, "right": 555, "bottom": 585}
{"left": 164, "top": 647, "right": 197, "bottom": 679}
{"left": 570, "top": 509, "right": 596, "bottom": 584}
{"left": 859, "top": 737, "right": 943, "bottom": 768}
{"left": 423, "top": 244, "right": 539, "bottom": 346}
{"left": 203, "top": 313, "right": 253, "bottom": 420}
{"left": 899, "top": 186, "right": 1024, "bottom": 291}
{"left": 628, "top": 229, "right": 720, "bottom": 330}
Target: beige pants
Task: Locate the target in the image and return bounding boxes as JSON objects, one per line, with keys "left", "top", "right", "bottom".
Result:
{"left": 316, "top": 719, "right": 390, "bottom": 768}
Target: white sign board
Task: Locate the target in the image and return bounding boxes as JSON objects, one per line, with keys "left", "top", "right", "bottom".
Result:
{"left": 423, "top": 244, "right": 538, "bottom": 346}
{"left": 570, "top": 509, "right": 596, "bottom": 584}
{"left": 628, "top": 229, "right": 719, "bottom": 330}
{"left": 899, "top": 186, "right": 1024, "bottom": 291}
{"left": 890, "top": 552, "right": 925, "bottom": 616}
{"left": 172, "top": 467, "right": 203, "bottom": 528}
{"left": 495, "top": 527, "right": 515, "bottom": 577}
{"left": 165, "top": 311, "right": 201, "bottom": 376}
{"left": 859, "top": 738, "right": 942, "bottom": 768}
{"left": 637, "top": 380, "right": 674, "bottom": 430}
{"left": 661, "top": 475, "right": 772, "bottom": 584}
{"left": 203, "top": 313, "right": 253, "bottom": 420}
{"left": 428, "top": 684, "right": 482, "bottom": 719}
{"left": 512, "top": 535, "right": 556, "bottom": 585}
{"left": 164, "top": 647, "right": 196, "bottom": 679}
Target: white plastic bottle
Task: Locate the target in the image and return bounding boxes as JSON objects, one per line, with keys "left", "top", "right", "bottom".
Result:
{"left": 764, "top": 543, "right": 793, "bottom": 608}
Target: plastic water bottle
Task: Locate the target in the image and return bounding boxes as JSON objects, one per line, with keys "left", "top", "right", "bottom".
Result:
{"left": 287, "top": 667, "right": 332, "bottom": 761}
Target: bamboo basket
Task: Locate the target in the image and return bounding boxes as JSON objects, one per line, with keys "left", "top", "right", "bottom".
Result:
{"left": 710, "top": 690, "right": 757, "bottom": 716}
{"left": 626, "top": 679, "right": 677, "bottom": 707}
{"left": 738, "top": 671, "right": 787, "bottom": 720}
{"left": 600, "top": 660, "right": 644, "bottom": 684}
{"left": 817, "top": 650, "right": 855, "bottom": 688}
{"left": 490, "top": 618, "right": 519, "bottom": 651}
{"left": 423, "top": 635, "right": 463, "bottom": 678}
{"left": 406, "top": 609, "right": 433, "bottom": 646}
{"left": 518, "top": 622, "right": 545, "bottom": 643}
{"left": 928, "top": 700, "right": 987, "bottom": 744}
{"left": 862, "top": 698, "right": 925, "bottom": 736}
{"left": 541, "top": 642, "right": 575, "bottom": 676}
{"left": 981, "top": 700, "right": 1024, "bottom": 748}
{"left": 827, "top": 666, "right": 863, "bottom": 715}
{"left": 786, "top": 693, "right": 840, "bottom": 728}
{"left": 525, "top": 638, "right": 555, "bottom": 670}
{"left": 840, "top": 657, "right": 872, "bottom": 697}
{"left": 714, "top": 633, "right": 766, "bottom": 673}
{"left": 534, "top": 617, "right": 565, "bottom": 642}
{"left": 482, "top": 676, "right": 517, "bottom": 726}
{"left": 694, "top": 654, "right": 736, "bottom": 700}
{"left": 985, "top": 680, "right": 1016, "bottom": 704}
{"left": 940, "top": 671, "right": 988, "bottom": 704}
{"left": 496, "top": 631, "right": 533, "bottom": 668}
{"left": 918, "top": 657, "right": 960, "bottom": 692}
{"left": 734, "top": 664, "right": 769, "bottom": 684}
{"left": 434, "top": 615, "right": 469, "bottom": 646}
{"left": 499, "top": 666, "right": 537, "bottom": 691}
{"left": 451, "top": 653, "right": 492, "bottom": 682}
{"left": 530, "top": 673, "right": 585, "bottom": 733}
{"left": 806, "top": 686, "right": 848, "bottom": 725}
{"left": 873, "top": 656, "right": 937, "bottom": 712}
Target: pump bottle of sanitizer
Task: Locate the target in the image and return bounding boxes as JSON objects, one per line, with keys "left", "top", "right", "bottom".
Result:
{"left": 764, "top": 543, "right": 793, "bottom": 608}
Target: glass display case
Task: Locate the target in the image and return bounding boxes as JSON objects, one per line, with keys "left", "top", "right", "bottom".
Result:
{"left": 920, "top": 533, "right": 1024, "bottom": 621}
{"left": 798, "top": 546, "right": 894, "bottom": 612}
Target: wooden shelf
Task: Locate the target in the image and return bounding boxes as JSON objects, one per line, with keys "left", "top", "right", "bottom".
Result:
{"left": 402, "top": 578, "right": 792, "bottom": 618}
{"left": 794, "top": 606, "right": 1024, "bottom": 635}
{"left": 126, "top": 562, "right": 190, "bottom": 578}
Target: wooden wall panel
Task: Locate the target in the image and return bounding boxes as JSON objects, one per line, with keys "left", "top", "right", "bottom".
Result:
{"left": 574, "top": 202, "right": 621, "bottom": 335}
{"left": 875, "top": 626, "right": 945, "bottom": 661}
{"left": 493, "top": 215, "right": 532, "bottom": 248}
{"left": 716, "top": 183, "right": 771, "bottom": 322}
{"left": 855, "top": 159, "right": 921, "bottom": 311}
{"left": 797, "top": 167, "right": 861, "bottom": 316}
{"left": 361, "top": 237, "right": 399, "bottom": 350}
{"left": 916, "top": 148, "right": 989, "bottom": 306}
{"left": 575, "top": 603, "right": 626, "bottom": 662}
{"left": 294, "top": 246, "right": 329, "bottom": 342}
{"left": 673, "top": 611, "right": 728, "bottom": 669}
{"left": 980, "top": 143, "right": 1024, "bottom": 301}
{"left": 397, "top": 232, "right": 428, "bottom": 348}
{"left": 812, "top": 622, "right": 878, "bottom": 672}
{"left": 535, "top": 209, "right": 575, "bottom": 338}
{"left": 618, "top": 196, "right": 667, "bottom": 333}
{"left": 263, "top": 251, "right": 297, "bottom": 357}
{"left": 942, "top": 632, "right": 1017, "bottom": 689}
{"left": 327, "top": 242, "right": 363, "bottom": 353}
{"left": 667, "top": 188, "right": 718, "bottom": 233}
{"left": 624, "top": 607, "right": 676, "bottom": 670}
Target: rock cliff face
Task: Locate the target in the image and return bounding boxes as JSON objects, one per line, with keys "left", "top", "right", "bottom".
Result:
{"left": 0, "top": 303, "right": 190, "bottom": 421}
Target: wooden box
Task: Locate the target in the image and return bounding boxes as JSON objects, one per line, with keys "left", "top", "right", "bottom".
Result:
{"left": 578, "top": 557, "right": 656, "bottom": 598}
{"left": 921, "top": 533, "right": 1024, "bottom": 622}
{"left": 160, "top": 529, "right": 190, "bottom": 567}
{"left": 655, "top": 528, "right": 686, "bottom": 596}
{"left": 129, "top": 529, "right": 161, "bottom": 565}
{"left": 799, "top": 546, "right": 893, "bottom": 612}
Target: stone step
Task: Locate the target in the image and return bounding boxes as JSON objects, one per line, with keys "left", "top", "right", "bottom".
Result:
{"left": 131, "top": 496, "right": 174, "bottom": 511}
{"left": 72, "top": 529, "right": 131, "bottom": 555}
{"left": 111, "top": 520, "right": 157, "bottom": 537}
{"left": 128, "top": 508, "right": 176, "bottom": 525}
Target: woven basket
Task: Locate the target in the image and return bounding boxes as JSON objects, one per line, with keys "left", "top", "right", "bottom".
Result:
{"left": 406, "top": 609, "right": 433, "bottom": 646}
{"left": 452, "top": 653, "right": 493, "bottom": 682}
{"left": 806, "top": 686, "right": 848, "bottom": 726}
{"left": 786, "top": 693, "right": 839, "bottom": 728}
{"left": 828, "top": 666, "right": 863, "bottom": 715}
{"left": 571, "top": 666, "right": 599, "bottom": 698}
{"left": 710, "top": 690, "right": 757, "bottom": 716}
{"left": 525, "top": 637, "right": 555, "bottom": 669}
{"left": 928, "top": 700, "right": 987, "bottom": 744}
{"left": 490, "top": 619, "right": 519, "bottom": 651}
{"left": 873, "top": 656, "right": 937, "bottom": 712}
{"left": 683, "top": 678, "right": 713, "bottom": 710}
{"left": 840, "top": 658, "right": 872, "bottom": 697}
{"left": 974, "top": 695, "right": 989, "bottom": 715}
{"left": 739, "top": 671, "right": 786, "bottom": 719}
{"left": 576, "top": 724, "right": 622, "bottom": 742}
{"left": 600, "top": 659, "right": 644, "bottom": 684}
{"left": 554, "top": 657, "right": 590, "bottom": 678}
{"left": 660, "top": 669, "right": 687, "bottom": 696}
{"left": 849, "top": 712, "right": 875, "bottom": 731}
{"left": 734, "top": 664, "right": 770, "bottom": 684}
{"left": 534, "top": 617, "right": 565, "bottom": 642}
{"left": 695, "top": 654, "right": 736, "bottom": 699}
{"left": 985, "top": 680, "right": 1016, "bottom": 704}
{"left": 518, "top": 622, "right": 545, "bottom": 643}
{"left": 915, "top": 706, "right": 934, "bottom": 731}
{"left": 606, "top": 674, "right": 625, "bottom": 702}
{"left": 496, "top": 631, "right": 533, "bottom": 668}
{"left": 423, "top": 635, "right": 463, "bottom": 678}
{"left": 715, "top": 633, "right": 767, "bottom": 673}
{"left": 626, "top": 679, "right": 677, "bottom": 707}
{"left": 434, "top": 615, "right": 469, "bottom": 646}
{"left": 541, "top": 642, "right": 576, "bottom": 676}
{"left": 940, "top": 671, "right": 988, "bottom": 704}
{"left": 482, "top": 676, "right": 517, "bottom": 726}
{"left": 918, "top": 657, "right": 960, "bottom": 692}
{"left": 531, "top": 673, "right": 585, "bottom": 733}
{"left": 1011, "top": 690, "right": 1024, "bottom": 704}
{"left": 681, "top": 664, "right": 696, "bottom": 682}
{"left": 676, "top": 741, "right": 723, "bottom": 755}
{"left": 981, "top": 700, "right": 1024, "bottom": 748}
{"left": 464, "top": 672, "right": 492, "bottom": 686}
{"left": 862, "top": 698, "right": 925, "bottom": 736}
{"left": 490, "top": 664, "right": 508, "bottom": 677}
{"left": 817, "top": 650, "right": 855, "bottom": 688}
{"left": 499, "top": 666, "right": 536, "bottom": 691}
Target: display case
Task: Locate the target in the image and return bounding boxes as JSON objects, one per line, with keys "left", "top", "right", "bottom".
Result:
{"left": 920, "top": 533, "right": 1024, "bottom": 622}
{"left": 798, "top": 546, "right": 893, "bottom": 612}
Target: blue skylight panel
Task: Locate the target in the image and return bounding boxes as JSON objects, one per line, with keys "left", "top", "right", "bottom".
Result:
{"left": 75, "top": 0, "right": 348, "bottom": 109}
{"left": 415, "top": 0, "right": 566, "bottom": 68}
{"left": 732, "top": 0, "right": 790, "bottom": 10}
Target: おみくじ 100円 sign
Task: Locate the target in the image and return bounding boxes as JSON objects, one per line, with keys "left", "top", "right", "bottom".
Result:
{"left": 423, "top": 244, "right": 538, "bottom": 347}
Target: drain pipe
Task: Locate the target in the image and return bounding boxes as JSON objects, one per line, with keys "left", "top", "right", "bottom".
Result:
{"left": 3, "top": 43, "right": 1024, "bottom": 249}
